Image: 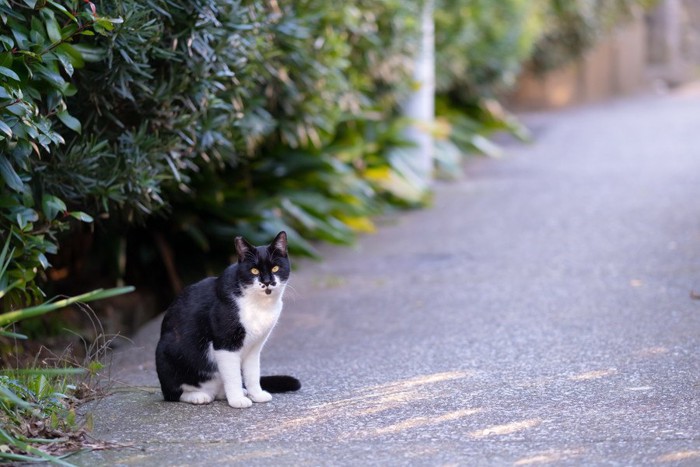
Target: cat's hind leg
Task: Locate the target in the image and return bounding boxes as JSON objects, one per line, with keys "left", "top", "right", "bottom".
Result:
{"left": 180, "top": 390, "right": 212, "bottom": 405}
{"left": 180, "top": 379, "right": 220, "bottom": 405}
{"left": 212, "top": 374, "right": 228, "bottom": 400}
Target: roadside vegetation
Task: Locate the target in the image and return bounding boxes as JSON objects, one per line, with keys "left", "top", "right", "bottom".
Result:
{"left": 0, "top": 0, "right": 656, "bottom": 461}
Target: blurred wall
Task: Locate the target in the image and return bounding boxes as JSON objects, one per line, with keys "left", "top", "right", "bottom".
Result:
{"left": 510, "top": 0, "right": 700, "bottom": 110}
{"left": 647, "top": 0, "right": 700, "bottom": 85}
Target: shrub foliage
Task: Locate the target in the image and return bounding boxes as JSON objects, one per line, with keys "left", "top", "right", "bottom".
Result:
{"left": 1, "top": 0, "right": 659, "bottom": 304}
{"left": 0, "top": 0, "right": 121, "bottom": 306}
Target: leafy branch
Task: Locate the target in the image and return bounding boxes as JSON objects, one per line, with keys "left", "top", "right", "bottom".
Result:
{"left": 0, "top": 0, "right": 119, "bottom": 305}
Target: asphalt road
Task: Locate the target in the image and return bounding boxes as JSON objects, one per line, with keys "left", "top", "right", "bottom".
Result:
{"left": 72, "top": 87, "right": 700, "bottom": 466}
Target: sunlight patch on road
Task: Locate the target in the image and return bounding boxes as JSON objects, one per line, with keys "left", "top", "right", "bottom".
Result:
{"left": 514, "top": 448, "right": 585, "bottom": 465}
{"left": 222, "top": 448, "right": 289, "bottom": 463}
{"left": 656, "top": 450, "right": 700, "bottom": 463}
{"left": 469, "top": 418, "right": 542, "bottom": 439}
{"left": 568, "top": 368, "right": 617, "bottom": 382}
{"left": 306, "top": 371, "right": 472, "bottom": 415}
{"left": 633, "top": 346, "right": 669, "bottom": 358}
{"left": 345, "top": 408, "right": 482, "bottom": 439}
{"left": 244, "top": 371, "right": 472, "bottom": 442}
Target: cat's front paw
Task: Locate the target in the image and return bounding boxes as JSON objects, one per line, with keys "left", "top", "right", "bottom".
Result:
{"left": 248, "top": 390, "right": 272, "bottom": 403}
{"left": 227, "top": 395, "right": 253, "bottom": 409}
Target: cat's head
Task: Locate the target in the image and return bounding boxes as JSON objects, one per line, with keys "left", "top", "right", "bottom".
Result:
{"left": 234, "top": 231, "right": 290, "bottom": 297}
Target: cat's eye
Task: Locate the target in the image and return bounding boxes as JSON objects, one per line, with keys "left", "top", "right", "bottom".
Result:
{"left": 271, "top": 265, "right": 280, "bottom": 273}
{"left": 250, "top": 268, "right": 260, "bottom": 275}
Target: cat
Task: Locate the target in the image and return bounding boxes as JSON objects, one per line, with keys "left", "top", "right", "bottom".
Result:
{"left": 155, "top": 231, "right": 300, "bottom": 408}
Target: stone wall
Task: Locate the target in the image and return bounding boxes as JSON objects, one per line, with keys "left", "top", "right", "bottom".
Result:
{"left": 646, "top": 0, "right": 700, "bottom": 85}
{"left": 509, "top": 15, "right": 648, "bottom": 110}
{"left": 509, "top": 0, "right": 700, "bottom": 110}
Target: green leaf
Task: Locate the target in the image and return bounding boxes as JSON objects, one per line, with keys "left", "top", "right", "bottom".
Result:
{"left": 29, "top": 17, "right": 45, "bottom": 46}
{"left": 41, "top": 194, "right": 66, "bottom": 220}
{"left": 0, "top": 386, "right": 32, "bottom": 409}
{"left": 68, "top": 211, "right": 93, "bottom": 222}
{"left": 36, "top": 65, "right": 66, "bottom": 88}
{"left": 5, "top": 103, "right": 27, "bottom": 117}
{"left": 56, "top": 111, "right": 81, "bottom": 133}
{"left": 0, "top": 53, "right": 11, "bottom": 68}
{"left": 15, "top": 207, "right": 38, "bottom": 230}
{"left": 70, "top": 44, "right": 107, "bottom": 63}
{"left": 10, "top": 27, "right": 28, "bottom": 50}
{"left": 88, "top": 361, "right": 104, "bottom": 373}
{"left": 47, "top": 0, "right": 77, "bottom": 22}
{"left": 0, "top": 120, "right": 11, "bottom": 137}
{"left": 22, "top": 0, "right": 37, "bottom": 8}
{"left": 95, "top": 18, "right": 115, "bottom": 32}
{"left": 0, "top": 66, "right": 19, "bottom": 82}
{"left": 56, "top": 43, "right": 85, "bottom": 69}
{"left": 0, "top": 155, "right": 23, "bottom": 192}
{"left": 0, "top": 231, "right": 13, "bottom": 277}
{"left": 0, "top": 428, "right": 74, "bottom": 465}
{"left": 41, "top": 9, "right": 61, "bottom": 43}
{"left": 0, "top": 35, "right": 14, "bottom": 49}
{"left": 37, "top": 253, "right": 50, "bottom": 269}
{"left": 63, "top": 83, "right": 77, "bottom": 97}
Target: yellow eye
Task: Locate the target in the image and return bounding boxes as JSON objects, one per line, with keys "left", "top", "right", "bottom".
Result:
{"left": 250, "top": 268, "right": 260, "bottom": 275}
{"left": 271, "top": 265, "right": 280, "bottom": 273}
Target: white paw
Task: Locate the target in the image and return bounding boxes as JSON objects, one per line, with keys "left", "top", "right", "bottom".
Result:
{"left": 180, "top": 392, "right": 213, "bottom": 405}
{"left": 227, "top": 395, "right": 253, "bottom": 409}
{"left": 248, "top": 390, "right": 272, "bottom": 403}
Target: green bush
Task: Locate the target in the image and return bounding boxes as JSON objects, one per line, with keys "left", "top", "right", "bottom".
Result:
{"left": 0, "top": 0, "right": 122, "bottom": 306}
{"left": 432, "top": 0, "right": 540, "bottom": 160}
{"left": 0, "top": 233, "right": 134, "bottom": 462}
{"left": 160, "top": 0, "right": 423, "bottom": 257}
{"left": 55, "top": 0, "right": 423, "bottom": 264}
{"left": 435, "top": 0, "right": 543, "bottom": 101}
{"left": 0, "top": 0, "right": 424, "bottom": 300}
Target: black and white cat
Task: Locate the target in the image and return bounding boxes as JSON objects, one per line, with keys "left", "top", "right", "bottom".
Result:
{"left": 155, "top": 231, "right": 300, "bottom": 408}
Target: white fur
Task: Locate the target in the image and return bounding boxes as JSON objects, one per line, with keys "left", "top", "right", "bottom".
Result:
{"left": 180, "top": 378, "right": 221, "bottom": 404}
{"left": 180, "top": 275, "right": 285, "bottom": 408}
{"left": 238, "top": 276, "right": 285, "bottom": 344}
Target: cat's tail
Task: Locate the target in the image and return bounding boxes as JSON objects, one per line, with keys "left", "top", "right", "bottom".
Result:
{"left": 260, "top": 375, "right": 301, "bottom": 393}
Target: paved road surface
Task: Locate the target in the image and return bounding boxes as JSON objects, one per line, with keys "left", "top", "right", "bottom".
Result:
{"left": 73, "top": 87, "right": 700, "bottom": 465}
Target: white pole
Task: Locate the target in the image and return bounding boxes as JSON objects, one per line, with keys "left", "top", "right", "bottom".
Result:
{"left": 402, "top": 0, "right": 435, "bottom": 185}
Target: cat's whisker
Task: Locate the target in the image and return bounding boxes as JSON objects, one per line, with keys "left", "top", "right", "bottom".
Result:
{"left": 283, "top": 283, "right": 299, "bottom": 300}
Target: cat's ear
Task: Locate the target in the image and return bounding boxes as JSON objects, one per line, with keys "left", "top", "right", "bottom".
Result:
{"left": 235, "top": 236, "right": 255, "bottom": 263}
{"left": 268, "top": 231, "right": 288, "bottom": 257}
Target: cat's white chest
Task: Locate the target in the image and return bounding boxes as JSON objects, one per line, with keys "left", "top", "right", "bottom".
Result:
{"left": 237, "top": 293, "right": 282, "bottom": 345}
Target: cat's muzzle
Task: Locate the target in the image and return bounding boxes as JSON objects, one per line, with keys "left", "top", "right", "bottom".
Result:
{"left": 260, "top": 281, "right": 276, "bottom": 295}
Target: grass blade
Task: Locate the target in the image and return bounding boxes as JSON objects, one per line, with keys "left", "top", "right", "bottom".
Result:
{"left": 0, "top": 286, "right": 134, "bottom": 327}
{"left": 0, "top": 428, "right": 75, "bottom": 466}
{"left": 2, "top": 368, "right": 87, "bottom": 376}
{"left": 0, "top": 330, "right": 27, "bottom": 339}
{"left": 0, "top": 384, "right": 33, "bottom": 409}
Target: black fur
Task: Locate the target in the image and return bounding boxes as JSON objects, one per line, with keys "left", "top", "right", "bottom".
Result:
{"left": 155, "top": 232, "right": 300, "bottom": 402}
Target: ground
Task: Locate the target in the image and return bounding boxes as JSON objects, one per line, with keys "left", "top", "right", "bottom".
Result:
{"left": 71, "top": 85, "right": 700, "bottom": 465}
